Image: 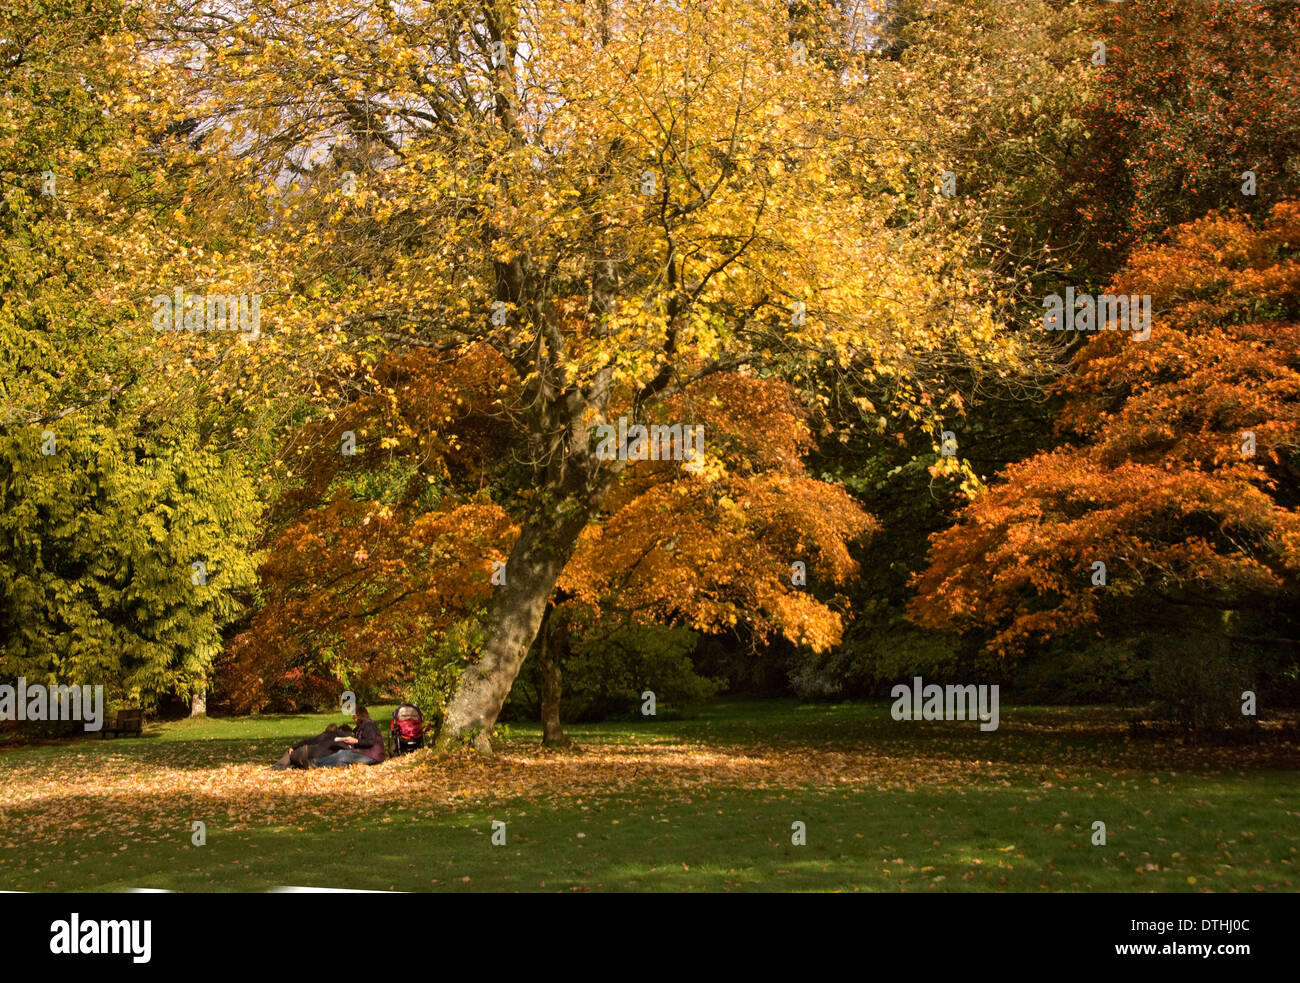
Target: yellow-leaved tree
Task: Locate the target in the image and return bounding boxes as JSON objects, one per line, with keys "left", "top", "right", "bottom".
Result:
{"left": 128, "top": 0, "right": 1028, "bottom": 749}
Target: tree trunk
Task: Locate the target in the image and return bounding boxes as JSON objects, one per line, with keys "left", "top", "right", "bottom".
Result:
{"left": 189, "top": 686, "right": 207, "bottom": 717}
{"left": 539, "top": 605, "right": 570, "bottom": 748}
{"left": 436, "top": 504, "right": 594, "bottom": 752}
{"left": 434, "top": 130, "right": 622, "bottom": 753}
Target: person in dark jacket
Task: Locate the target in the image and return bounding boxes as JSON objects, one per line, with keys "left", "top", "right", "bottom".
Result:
{"left": 272, "top": 723, "right": 354, "bottom": 769}
{"left": 311, "top": 707, "right": 386, "bottom": 767}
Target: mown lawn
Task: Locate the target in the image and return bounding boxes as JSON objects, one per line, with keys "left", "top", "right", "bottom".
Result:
{"left": 0, "top": 700, "right": 1296, "bottom": 892}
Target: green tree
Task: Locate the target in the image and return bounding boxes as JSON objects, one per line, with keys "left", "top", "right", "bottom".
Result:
{"left": 0, "top": 0, "right": 264, "bottom": 709}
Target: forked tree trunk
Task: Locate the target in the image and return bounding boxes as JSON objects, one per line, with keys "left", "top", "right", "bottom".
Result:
{"left": 539, "top": 605, "right": 570, "bottom": 748}
{"left": 436, "top": 505, "right": 594, "bottom": 752}
{"left": 189, "top": 686, "right": 207, "bottom": 717}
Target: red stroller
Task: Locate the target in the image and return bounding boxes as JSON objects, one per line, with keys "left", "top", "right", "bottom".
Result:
{"left": 389, "top": 704, "right": 431, "bottom": 756}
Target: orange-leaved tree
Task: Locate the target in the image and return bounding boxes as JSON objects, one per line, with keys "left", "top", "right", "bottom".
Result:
{"left": 230, "top": 344, "right": 873, "bottom": 724}
{"left": 910, "top": 202, "right": 1300, "bottom": 716}
{"left": 222, "top": 344, "right": 517, "bottom": 711}
{"left": 562, "top": 370, "right": 874, "bottom": 653}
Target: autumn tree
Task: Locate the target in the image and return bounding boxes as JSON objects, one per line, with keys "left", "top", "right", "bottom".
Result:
{"left": 230, "top": 344, "right": 872, "bottom": 742}
{"left": 132, "top": 0, "right": 1028, "bottom": 749}
{"left": 910, "top": 202, "right": 1300, "bottom": 723}
{"left": 221, "top": 344, "right": 518, "bottom": 712}
{"left": 541, "top": 370, "right": 875, "bottom": 739}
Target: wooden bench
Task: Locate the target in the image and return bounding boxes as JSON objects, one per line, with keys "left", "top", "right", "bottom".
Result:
{"left": 102, "top": 709, "right": 143, "bottom": 738}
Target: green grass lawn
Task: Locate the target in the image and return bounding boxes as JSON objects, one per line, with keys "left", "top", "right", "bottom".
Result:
{"left": 1, "top": 700, "right": 1296, "bottom": 892}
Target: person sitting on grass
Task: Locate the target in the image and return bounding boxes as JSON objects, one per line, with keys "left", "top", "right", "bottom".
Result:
{"left": 272, "top": 722, "right": 354, "bottom": 770}
{"left": 311, "top": 706, "right": 386, "bottom": 767}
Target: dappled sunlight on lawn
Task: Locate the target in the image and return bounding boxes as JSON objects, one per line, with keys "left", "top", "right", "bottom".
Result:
{"left": 2, "top": 703, "right": 1296, "bottom": 893}
{"left": 4, "top": 705, "right": 1297, "bottom": 857}
{"left": 0, "top": 736, "right": 1030, "bottom": 859}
